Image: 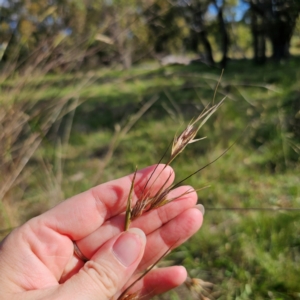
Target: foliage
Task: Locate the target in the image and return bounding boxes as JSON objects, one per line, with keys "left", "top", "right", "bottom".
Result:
{"left": 1, "top": 0, "right": 300, "bottom": 69}
{"left": 1, "top": 2, "right": 300, "bottom": 299}
{"left": 1, "top": 55, "right": 300, "bottom": 298}
{"left": 245, "top": 0, "right": 300, "bottom": 63}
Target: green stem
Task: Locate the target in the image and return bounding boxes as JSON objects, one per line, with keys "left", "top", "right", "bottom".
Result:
{"left": 124, "top": 167, "right": 137, "bottom": 231}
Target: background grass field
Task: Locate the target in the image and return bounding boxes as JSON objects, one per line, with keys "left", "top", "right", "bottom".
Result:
{"left": 1, "top": 58, "right": 300, "bottom": 299}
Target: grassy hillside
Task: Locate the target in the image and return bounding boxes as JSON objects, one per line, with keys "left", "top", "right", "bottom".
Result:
{"left": 1, "top": 58, "right": 300, "bottom": 299}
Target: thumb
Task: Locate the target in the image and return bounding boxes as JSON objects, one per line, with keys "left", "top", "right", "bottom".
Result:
{"left": 60, "top": 228, "right": 146, "bottom": 300}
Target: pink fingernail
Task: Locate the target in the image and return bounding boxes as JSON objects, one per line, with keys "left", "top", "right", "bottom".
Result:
{"left": 112, "top": 228, "right": 146, "bottom": 267}
{"left": 196, "top": 204, "right": 205, "bottom": 215}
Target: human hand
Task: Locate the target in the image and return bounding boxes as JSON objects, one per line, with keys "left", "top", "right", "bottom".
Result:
{"left": 0, "top": 165, "right": 203, "bottom": 299}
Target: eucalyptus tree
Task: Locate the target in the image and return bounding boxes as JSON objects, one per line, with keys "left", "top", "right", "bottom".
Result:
{"left": 244, "top": 0, "right": 300, "bottom": 62}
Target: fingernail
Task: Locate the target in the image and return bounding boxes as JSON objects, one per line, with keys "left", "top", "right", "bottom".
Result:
{"left": 196, "top": 204, "right": 205, "bottom": 216}
{"left": 112, "top": 228, "right": 146, "bottom": 267}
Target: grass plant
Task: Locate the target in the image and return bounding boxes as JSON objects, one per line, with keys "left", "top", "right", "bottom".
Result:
{"left": 1, "top": 57, "right": 300, "bottom": 299}
{"left": 120, "top": 98, "right": 228, "bottom": 298}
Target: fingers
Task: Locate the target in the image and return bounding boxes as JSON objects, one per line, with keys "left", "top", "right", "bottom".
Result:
{"left": 38, "top": 165, "right": 174, "bottom": 240}
{"left": 141, "top": 267, "right": 187, "bottom": 299}
{"left": 75, "top": 186, "right": 197, "bottom": 260}
{"left": 137, "top": 207, "right": 203, "bottom": 272}
{"left": 59, "top": 228, "right": 146, "bottom": 300}
{"left": 64, "top": 204, "right": 202, "bottom": 283}
{"left": 132, "top": 186, "right": 198, "bottom": 235}
{"left": 119, "top": 266, "right": 187, "bottom": 300}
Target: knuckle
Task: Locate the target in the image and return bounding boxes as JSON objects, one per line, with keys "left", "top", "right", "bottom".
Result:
{"left": 82, "top": 260, "right": 119, "bottom": 297}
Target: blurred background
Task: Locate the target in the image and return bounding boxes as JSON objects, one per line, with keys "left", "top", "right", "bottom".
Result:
{"left": 0, "top": 0, "right": 300, "bottom": 299}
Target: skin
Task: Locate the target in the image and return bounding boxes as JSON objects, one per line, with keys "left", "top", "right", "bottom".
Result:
{"left": 0, "top": 165, "right": 203, "bottom": 300}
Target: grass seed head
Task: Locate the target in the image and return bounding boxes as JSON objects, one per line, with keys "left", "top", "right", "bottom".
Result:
{"left": 147, "top": 188, "right": 171, "bottom": 211}
{"left": 130, "top": 196, "right": 149, "bottom": 220}
{"left": 171, "top": 124, "right": 199, "bottom": 158}
{"left": 169, "top": 99, "right": 226, "bottom": 164}
{"left": 185, "top": 277, "right": 221, "bottom": 300}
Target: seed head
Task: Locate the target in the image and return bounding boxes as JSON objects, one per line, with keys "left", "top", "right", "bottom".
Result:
{"left": 171, "top": 124, "right": 201, "bottom": 158}
{"left": 169, "top": 98, "right": 226, "bottom": 163}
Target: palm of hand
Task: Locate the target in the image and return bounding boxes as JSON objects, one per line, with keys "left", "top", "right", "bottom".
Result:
{"left": 0, "top": 165, "right": 202, "bottom": 299}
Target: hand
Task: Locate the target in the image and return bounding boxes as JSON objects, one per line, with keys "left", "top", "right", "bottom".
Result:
{"left": 0, "top": 165, "right": 203, "bottom": 300}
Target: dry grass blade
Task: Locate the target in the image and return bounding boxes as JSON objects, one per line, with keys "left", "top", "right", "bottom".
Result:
{"left": 125, "top": 167, "right": 138, "bottom": 231}
{"left": 0, "top": 54, "right": 96, "bottom": 228}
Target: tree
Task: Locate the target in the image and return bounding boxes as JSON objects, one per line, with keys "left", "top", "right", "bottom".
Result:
{"left": 245, "top": 0, "right": 300, "bottom": 62}
{"left": 188, "top": 0, "right": 215, "bottom": 65}
{"left": 212, "top": 0, "right": 230, "bottom": 67}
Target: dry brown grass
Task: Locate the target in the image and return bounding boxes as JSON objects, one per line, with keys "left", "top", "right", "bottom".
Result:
{"left": 120, "top": 99, "right": 226, "bottom": 300}
{"left": 0, "top": 38, "right": 96, "bottom": 229}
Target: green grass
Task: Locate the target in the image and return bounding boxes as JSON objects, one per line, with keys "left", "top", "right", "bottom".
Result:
{"left": 1, "top": 57, "right": 300, "bottom": 299}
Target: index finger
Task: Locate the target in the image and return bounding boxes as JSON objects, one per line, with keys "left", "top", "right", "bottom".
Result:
{"left": 37, "top": 165, "right": 174, "bottom": 240}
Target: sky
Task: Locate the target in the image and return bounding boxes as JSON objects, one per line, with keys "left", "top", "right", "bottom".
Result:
{"left": 208, "top": 0, "right": 250, "bottom": 22}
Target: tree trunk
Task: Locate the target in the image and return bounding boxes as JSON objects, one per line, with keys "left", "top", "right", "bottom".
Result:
{"left": 250, "top": 2, "right": 266, "bottom": 64}
{"left": 215, "top": 4, "right": 229, "bottom": 68}
{"left": 198, "top": 30, "right": 215, "bottom": 66}
{"left": 250, "top": 0, "right": 300, "bottom": 63}
{"left": 190, "top": 3, "right": 215, "bottom": 66}
{"left": 269, "top": 19, "right": 293, "bottom": 61}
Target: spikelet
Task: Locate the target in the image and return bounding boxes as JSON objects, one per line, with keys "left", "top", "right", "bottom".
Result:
{"left": 126, "top": 98, "right": 226, "bottom": 226}
{"left": 169, "top": 98, "right": 225, "bottom": 164}
{"left": 185, "top": 277, "right": 222, "bottom": 300}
